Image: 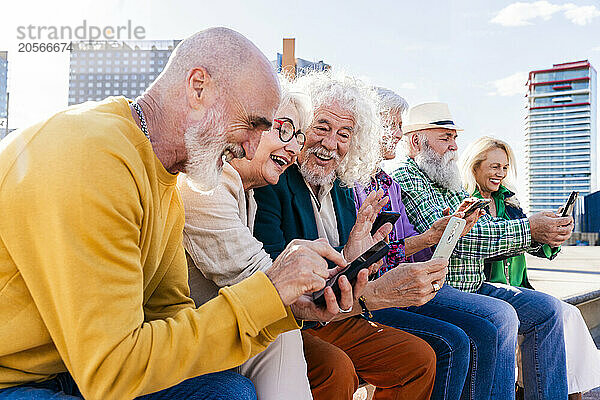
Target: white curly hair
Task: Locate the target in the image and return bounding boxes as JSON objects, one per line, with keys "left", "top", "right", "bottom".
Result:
{"left": 293, "top": 70, "right": 383, "bottom": 187}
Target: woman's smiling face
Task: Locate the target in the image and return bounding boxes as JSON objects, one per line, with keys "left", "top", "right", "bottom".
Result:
{"left": 251, "top": 104, "right": 302, "bottom": 186}
{"left": 474, "top": 147, "right": 509, "bottom": 195}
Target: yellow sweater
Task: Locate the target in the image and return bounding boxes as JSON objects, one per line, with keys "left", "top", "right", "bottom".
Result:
{"left": 0, "top": 97, "right": 298, "bottom": 399}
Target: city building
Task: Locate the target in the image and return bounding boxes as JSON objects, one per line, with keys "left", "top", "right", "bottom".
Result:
{"left": 583, "top": 190, "right": 600, "bottom": 233}
{"left": 68, "top": 40, "right": 179, "bottom": 105}
{"left": 524, "top": 60, "right": 597, "bottom": 213}
{"left": 0, "top": 51, "right": 8, "bottom": 121}
{"left": 272, "top": 38, "right": 329, "bottom": 78}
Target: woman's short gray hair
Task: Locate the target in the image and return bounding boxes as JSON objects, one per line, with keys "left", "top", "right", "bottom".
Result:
{"left": 293, "top": 70, "right": 382, "bottom": 187}
{"left": 278, "top": 75, "right": 313, "bottom": 134}
{"left": 375, "top": 87, "right": 409, "bottom": 115}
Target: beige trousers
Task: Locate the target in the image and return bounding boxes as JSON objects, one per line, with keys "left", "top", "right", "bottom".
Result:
{"left": 238, "top": 329, "right": 313, "bottom": 400}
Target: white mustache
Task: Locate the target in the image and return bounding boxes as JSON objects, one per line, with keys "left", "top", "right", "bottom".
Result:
{"left": 307, "top": 146, "right": 340, "bottom": 161}
{"left": 224, "top": 143, "right": 246, "bottom": 160}
{"left": 445, "top": 150, "right": 458, "bottom": 160}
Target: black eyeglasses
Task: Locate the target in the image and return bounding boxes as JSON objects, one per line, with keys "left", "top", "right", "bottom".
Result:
{"left": 273, "top": 118, "right": 306, "bottom": 148}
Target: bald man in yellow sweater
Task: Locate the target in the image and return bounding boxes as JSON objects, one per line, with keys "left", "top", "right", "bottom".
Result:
{"left": 0, "top": 28, "right": 361, "bottom": 400}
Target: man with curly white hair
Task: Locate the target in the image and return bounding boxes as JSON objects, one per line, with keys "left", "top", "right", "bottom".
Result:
{"left": 253, "top": 71, "right": 449, "bottom": 400}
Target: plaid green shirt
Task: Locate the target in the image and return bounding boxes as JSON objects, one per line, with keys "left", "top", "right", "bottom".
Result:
{"left": 392, "top": 157, "right": 532, "bottom": 292}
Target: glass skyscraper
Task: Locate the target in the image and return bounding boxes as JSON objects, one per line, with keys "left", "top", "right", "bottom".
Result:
{"left": 68, "top": 41, "right": 179, "bottom": 105}
{"left": 0, "top": 51, "right": 7, "bottom": 119}
{"left": 525, "top": 60, "right": 597, "bottom": 213}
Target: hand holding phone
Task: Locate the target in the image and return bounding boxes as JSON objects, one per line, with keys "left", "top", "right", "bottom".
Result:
{"left": 559, "top": 191, "right": 578, "bottom": 217}
{"left": 460, "top": 198, "right": 491, "bottom": 218}
{"left": 312, "top": 241, "right": 390, "bottom": 306}
{"left": 371, "top": 211, "right": 401, "bottom": 235}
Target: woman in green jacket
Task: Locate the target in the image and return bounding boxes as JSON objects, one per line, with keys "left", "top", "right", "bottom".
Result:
{"left": 460, "top": 136, "right": 600, "bottom": 399}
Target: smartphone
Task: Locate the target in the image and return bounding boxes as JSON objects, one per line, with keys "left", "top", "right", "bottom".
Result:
{"left": 370, "top": 211, "right": 401, "bottom": 235}
{"left": 432, "top": 216, "right": 466, "bottom": 260}
{"left": 312, "top": 241, "right": 390, "bottom": 307}
{"left": 561, "top": 191, "right": 578, "bottom": 217}
{"left": 461, "top": 198, "right": 491, "bottom": 218}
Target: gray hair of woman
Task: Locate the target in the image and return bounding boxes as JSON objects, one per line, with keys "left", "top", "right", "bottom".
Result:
{"left": 278, "top": 74, "right": 314, "bottom": 135}
{"left": 293, "top": 70, "right": 383, "bottom": 187}
{"left": 375, "top": 87, "right": 409, "bottom": 116}
{"left": 375, "top": 87, "right": 409, "bottom": 160}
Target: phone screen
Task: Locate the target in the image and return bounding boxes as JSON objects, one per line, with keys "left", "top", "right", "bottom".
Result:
{"left": 356, "top": 241, "right": 387, "bottom": 264}
{"left": 561, "top": 191, "right": 578, "bottom": 217}
{"left": 312, "top": 241, "right": 389, "bottom": 306}
{"left": 462, "top": 198, "right": 491, "bottom": 218}
{"left": 371, "top": 212, "right": 401, "bottom": 235}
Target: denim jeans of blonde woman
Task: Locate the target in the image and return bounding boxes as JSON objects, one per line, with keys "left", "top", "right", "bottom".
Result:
{"left": 516, "top": 300, "right": 600, "bottom": 394}
{"left": 401, "top": 282, "right": 567, "bottom": 400}
{"left": 237, "top": 329, "right": 313, "bottom": 400}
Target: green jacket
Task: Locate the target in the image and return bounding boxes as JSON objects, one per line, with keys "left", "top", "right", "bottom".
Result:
{"left": 473, "top": 185, "right": 559, "bottom": 288}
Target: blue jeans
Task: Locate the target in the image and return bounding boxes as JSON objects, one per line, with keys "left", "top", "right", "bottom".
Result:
{"left": 371, "top": 307, "right": 470, "bottom": 400}
{"left": 407, "top": 283, "right": 567, "bottom": 400}
{"left": 0, "top": 371, "right": 257, "bottom": 400}
{"left": 478, "top": 282, "right": 567, "bottom": 400}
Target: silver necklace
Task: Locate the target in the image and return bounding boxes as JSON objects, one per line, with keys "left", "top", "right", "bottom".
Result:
{"left": 131, "top": 101, "right": 150, "bottom": 140}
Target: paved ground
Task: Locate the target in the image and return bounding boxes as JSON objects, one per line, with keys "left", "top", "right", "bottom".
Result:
{"left": 526, "top": 246, "right": 600, "bottom": 300}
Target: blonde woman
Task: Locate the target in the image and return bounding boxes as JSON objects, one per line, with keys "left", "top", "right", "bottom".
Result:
{"left": 460, "top": 136, "right": 600, "bottom": 399}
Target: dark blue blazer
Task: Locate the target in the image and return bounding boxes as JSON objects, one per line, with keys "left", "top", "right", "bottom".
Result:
{"left": 253, "top": 164, "right": 357, "bottom": 260}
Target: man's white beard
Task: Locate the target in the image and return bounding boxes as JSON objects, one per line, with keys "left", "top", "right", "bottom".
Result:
{"left": 299, "top": 146, "right": 339, "bottom": 187}
{"left": 414, "top": 142, "right": 463, "bottom": 192}
{"left": 184, "top": 100, "right": 234, "bottom": 193}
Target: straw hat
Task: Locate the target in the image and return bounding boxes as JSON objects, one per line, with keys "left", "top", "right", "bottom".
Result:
{"left": 402, "top": 102, "right": 463, "bottom": 134}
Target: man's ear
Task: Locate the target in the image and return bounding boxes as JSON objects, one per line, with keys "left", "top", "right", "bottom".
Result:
{"left": 410, "top": 133, "right": 420, "bottom": 152}
{"left": 187, "top": 67, "right": 211, "bottom": 110}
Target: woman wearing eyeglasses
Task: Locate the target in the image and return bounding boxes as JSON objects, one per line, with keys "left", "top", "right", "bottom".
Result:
{"left": 177, "top": 85, "right": 315, "bottom": 400}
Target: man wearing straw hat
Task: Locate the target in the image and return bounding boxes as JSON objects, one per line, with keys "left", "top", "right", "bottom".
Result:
{"left": 394, "top": 101, "right": 574, "bottom": 400}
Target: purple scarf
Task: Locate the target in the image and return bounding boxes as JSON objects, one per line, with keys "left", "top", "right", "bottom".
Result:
{"left": 354, "top": 170, "right": 432, "bottom": 278}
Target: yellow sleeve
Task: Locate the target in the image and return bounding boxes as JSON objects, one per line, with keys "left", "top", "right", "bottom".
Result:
{"left": 143, "top": 243, "right": 299, "bottom": 355}
{"left": 0, "top": 129, "right": 297, "bottom": 399}
{"left": 142, "top": 243, "right": 196, "bottom": 321}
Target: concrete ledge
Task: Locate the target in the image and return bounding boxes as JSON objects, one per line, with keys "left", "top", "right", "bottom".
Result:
{"left": 564, "top": 289, "right": 600, "bottom": 306}
{"left": 564, "top": 289, "right": 600, "bottom": 345}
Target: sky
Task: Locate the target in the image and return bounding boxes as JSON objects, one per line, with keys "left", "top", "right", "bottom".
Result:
{"left": 1, "top": 0, "right": 599, "bottom": 208}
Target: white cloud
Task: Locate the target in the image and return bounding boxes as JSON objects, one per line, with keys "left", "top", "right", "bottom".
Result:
{"left": 401, "top": 44, "right": 424, "bottom": 52}
{"left": 491, "top": 1, "right": 600, "bottom": 27}
{"left": 491, "top": 1, "right": 564, "bottom": 26}
{"left": 398, "top": 82, "right": 417, "bottom": 90}
{"left": 563, "top": 4, "right": 600, "bottom": 25}
{"left": 488, "top": 72, "right": 528, "bottom": 97}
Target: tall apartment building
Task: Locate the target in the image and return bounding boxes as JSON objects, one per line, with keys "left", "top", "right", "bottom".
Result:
{"left": 525, "top": 60, "right": 597, "bottom": 213}
{"left": 68, "top": 41, "right": 179, "bottom": 105}
{"left": 0, "top": 51, "right": 8, "bottom": 139}
{"left": 0, "top": 52, "right": 7, "bottom": 117}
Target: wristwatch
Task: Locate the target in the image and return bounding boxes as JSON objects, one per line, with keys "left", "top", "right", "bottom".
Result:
{"left": 358, "top": 296, "right": 372, "bottom": 319}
